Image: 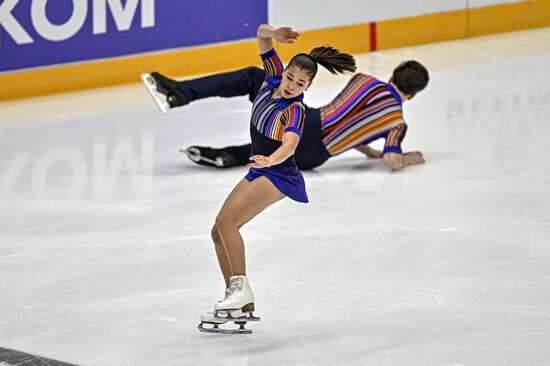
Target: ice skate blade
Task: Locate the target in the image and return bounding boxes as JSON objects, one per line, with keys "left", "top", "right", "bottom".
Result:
{"left": 140, "top": 73, "right": 168, "bottom": 114}
{"left": 198, "top": 322, "right": 252, "bottom": 335}
{"left": 214, "top": 311, "right": 260, "bottom": 322}
{"left": 179, "top": 148, "right": 225, "bottom": 167}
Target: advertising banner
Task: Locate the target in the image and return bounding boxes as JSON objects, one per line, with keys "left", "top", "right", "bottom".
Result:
{"left": 0, "top": 0, "right": 268, "bottom": 72}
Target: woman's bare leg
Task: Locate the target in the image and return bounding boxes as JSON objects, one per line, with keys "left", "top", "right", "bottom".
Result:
{"left": 214, "top": 177, "right": 285, "bottom": 278}
{"left": 211, "top": 226, "right": 233, "bottom": 288}
{"left": 210, "top": 179, "right": 251, "bottom": 287}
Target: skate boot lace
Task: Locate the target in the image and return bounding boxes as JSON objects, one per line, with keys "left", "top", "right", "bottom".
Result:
{"left": 227, "top": 278, "right": 244, "bottom": 299}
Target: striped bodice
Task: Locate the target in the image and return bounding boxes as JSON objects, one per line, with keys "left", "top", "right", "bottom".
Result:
{"left": 249, "top": 48, "right": 306, "bottom": 144}
{"left": 251, "top": 83, "right": 305, "bottom": 141}
{"left": 320, "top": 74, "right": 406, "bottom": 156}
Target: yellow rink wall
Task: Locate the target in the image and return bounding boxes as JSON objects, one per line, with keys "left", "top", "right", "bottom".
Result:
{"left": 1, "top": 0, "right": 550, "bottom": 102}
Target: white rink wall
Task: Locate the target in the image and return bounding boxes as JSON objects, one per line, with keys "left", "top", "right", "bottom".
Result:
{"left": 268, "top": 0, "right": 527, "bottom": 30}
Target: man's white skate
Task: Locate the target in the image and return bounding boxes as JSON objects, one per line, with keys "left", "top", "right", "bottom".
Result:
{"left": 140, "top": 73, "right": 169, "bottom": 114}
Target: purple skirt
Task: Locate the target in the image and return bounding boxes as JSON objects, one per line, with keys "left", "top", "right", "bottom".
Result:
{"left": 245, "top": 164, "right": 309, "bottom": 203}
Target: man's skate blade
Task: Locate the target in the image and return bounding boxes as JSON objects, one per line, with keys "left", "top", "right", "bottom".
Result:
{"left": 140, "top": 73, "right": 168, "bottom": 114}
{"left": 197, "top": 322, "right": 252, "bottom": 335}
{"left": 179, "top": 148, "right": 200, "bottom": 162}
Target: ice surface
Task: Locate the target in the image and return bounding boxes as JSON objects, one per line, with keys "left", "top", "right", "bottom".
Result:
{"left": 1, "top": 28, "right": 549, "bottom": 366}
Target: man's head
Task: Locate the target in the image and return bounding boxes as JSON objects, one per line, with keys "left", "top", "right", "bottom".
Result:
{"left": 390, "top": 61, "right": 429, "bottom": 100}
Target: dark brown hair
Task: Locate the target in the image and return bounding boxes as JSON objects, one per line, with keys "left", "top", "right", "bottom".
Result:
{"left": 288, "top": 46, "right": 357, "bottom": 81}
{"left": 392, "top": 61, "right": 429, "bottom": 95}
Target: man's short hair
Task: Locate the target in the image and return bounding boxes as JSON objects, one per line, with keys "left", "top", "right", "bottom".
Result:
{"left": 392, "top": 61, "right": 429, "bottom": 95}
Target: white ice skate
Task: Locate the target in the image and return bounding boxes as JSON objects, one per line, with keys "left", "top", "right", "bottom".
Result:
{"left": 198, "top": 285, "right": 254, "bottom": 335}
{"left": 214, "top": 276, "right": 260, "bottom": 323}
{"left": 140, "top": 73, "right": 169, "bottom": 114}
{"left": 198, "top": 288, "right": 230, "bottom": 331}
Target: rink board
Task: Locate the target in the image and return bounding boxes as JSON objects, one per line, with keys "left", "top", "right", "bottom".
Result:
{"left": 1, "top": 0, "right": 550, "bottom": 101}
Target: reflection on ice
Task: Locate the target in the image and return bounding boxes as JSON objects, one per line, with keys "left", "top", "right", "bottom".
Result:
{"left": 1, "top": 134, "right": 154, "bottom": 200}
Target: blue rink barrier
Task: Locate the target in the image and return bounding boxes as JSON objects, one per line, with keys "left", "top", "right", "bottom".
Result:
{"left": 0, "top": 0, "right": 268, "bottom": 73}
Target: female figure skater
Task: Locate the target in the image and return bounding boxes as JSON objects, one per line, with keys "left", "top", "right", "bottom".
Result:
{"left": 198, "top": 24, "right": 356, "bottom": 334}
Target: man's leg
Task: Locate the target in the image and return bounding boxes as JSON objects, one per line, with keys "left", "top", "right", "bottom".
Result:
{"left": 184, "top": 108, "right": 331, "bottom": 170}
{"left": 176, "top": 67, "right": 265, "bottom": 104}
{"left": 149, "top": 67, "right": 265, "bottom": 109}
{"left": 175, "top": 67, "right": 265, "bottom": 168}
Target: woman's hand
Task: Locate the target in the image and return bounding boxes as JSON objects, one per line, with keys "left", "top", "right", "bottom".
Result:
{"left": 247, "top": 155, "right": 272, "bottom": 168}
{"left": 257, "top": 24, "right": 300, "bottom": 54}
{"left": 271, "top": 26, "right": 300, "bottom": 44}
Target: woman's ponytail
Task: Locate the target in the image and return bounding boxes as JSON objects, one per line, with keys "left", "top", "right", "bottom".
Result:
{"left": 308, "top": 46, "right": 357, "bottom": 76}
{"left": 288, "top": 46, "right": 357, "bottom": 81}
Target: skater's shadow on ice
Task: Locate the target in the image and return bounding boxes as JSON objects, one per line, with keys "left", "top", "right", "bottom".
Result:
{"left": 312, "top": 159, "right": 381, "bottom": 175}
{"left": 315, "top": 149, "right": 460, "bottom": 175}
